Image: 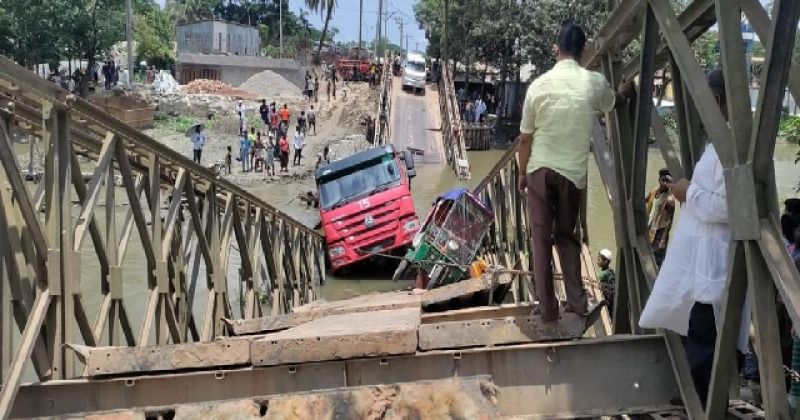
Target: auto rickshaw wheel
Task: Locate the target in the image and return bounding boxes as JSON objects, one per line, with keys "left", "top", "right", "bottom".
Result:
{"left": 392, "top": 260, "right": 409, "bottom": 281}
{"left": 426, "top": 264, "right": 446, "bottom": 289}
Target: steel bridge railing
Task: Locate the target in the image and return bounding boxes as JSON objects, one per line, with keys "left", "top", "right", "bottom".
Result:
{"left": 0, "top": 56, "right": 326, "bottom": 416}
{"left": 438, "top": 63, "right": 471, "bottom": 180}
{"left": 375, "top": 56, "right": 393, "bottom": 147}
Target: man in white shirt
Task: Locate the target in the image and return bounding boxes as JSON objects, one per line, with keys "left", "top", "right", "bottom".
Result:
{"left": 191, "top": 125, "right": 205, "bottom": 164}
{"left": 639, "top": 69, "right": 750, "bottom": 407}
{"left": 235, "top": 100, "right": 246, "bottom": 133}
{"left": 292, "top": 125, "right": 305, "bottom": 166}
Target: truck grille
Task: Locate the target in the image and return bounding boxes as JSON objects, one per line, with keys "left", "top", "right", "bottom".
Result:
{"left": 356, "top": 236, "right": 397, "bottom": 256}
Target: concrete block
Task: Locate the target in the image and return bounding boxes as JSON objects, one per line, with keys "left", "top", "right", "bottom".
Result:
{"left": 418, "top": 313, "right": 585, "bottom": 351}
{"left": 223, "top": 311, "right": 322, "bottom": 336}
{"left": 252, "top": 307, "right": 420, "bottom": 366}
{"left": 291, "top": 291, "right": 421, "bottom": 316}
{"left": 68, "top": 340, "right": 250, "bottom": 377}
{"left": 421, "top": 271, "right": 513, "bottom": 311}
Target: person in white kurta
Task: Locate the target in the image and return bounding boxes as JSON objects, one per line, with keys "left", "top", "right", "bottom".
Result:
{"left": 638, "top": 69, "right": 750, "bottom": 407}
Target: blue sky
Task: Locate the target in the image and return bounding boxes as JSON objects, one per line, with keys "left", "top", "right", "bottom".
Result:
{"left": 155, "top": 0, "right": 428, "bottom": 51}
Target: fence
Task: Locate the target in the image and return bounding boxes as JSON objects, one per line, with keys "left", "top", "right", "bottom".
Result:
{"left": 462, "top": 122, "right": 493, "bottom": 151}
{"left": 374, "top": 56, "right": 393, "bottom": 147}
{"left": 438, "top": 64, "right": 471, "bottom": 179}
{"left": 0, "top": 56, "right": 326, "bottom": 417}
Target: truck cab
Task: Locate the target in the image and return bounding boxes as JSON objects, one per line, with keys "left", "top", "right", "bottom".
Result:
{"left": 315, "top": 144, "right": 419, "bottom": 271}
{"left": 402, "top": 52, "right": 427, "bottom": 94}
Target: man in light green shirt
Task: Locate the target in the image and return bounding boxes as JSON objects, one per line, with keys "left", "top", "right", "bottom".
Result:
{"left": 517, "top": 22, "right": 633, "bottom": 322}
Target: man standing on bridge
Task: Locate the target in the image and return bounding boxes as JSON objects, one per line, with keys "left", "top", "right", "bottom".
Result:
{"left": 517, "top": 22, "right": 634, "bottom": 322}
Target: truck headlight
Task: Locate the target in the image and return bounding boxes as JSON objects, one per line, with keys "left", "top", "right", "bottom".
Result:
{"left": 403, "top": 220, "right": 420, "bottom": 233}
{"left": 329, "top": 246, "right": 345, "bottom": 258}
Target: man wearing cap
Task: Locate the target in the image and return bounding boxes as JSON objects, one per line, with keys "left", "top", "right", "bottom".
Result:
{"left": 517, "top": 22, "right": 634, "bottom": 322}
{"left": 597, "top": 249, "right": 615, "bottom": 319}
{"left": 646, "top": 168, "right": 676, "bottom": 267}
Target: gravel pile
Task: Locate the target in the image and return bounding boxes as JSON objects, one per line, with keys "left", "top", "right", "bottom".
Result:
{"left": 239, "top": 70, "right": 304, "bottom": 99}
{"left": 184, "top": 79, "right": 231, "bottom": 94}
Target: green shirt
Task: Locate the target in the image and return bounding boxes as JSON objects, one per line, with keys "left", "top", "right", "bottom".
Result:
{"left": 520, "top": 59, "right": 616, "bottom": 189}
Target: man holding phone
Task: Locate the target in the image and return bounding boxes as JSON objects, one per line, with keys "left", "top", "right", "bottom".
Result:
{"left": 645, "top": 168, "right": 676, "bottom": 267}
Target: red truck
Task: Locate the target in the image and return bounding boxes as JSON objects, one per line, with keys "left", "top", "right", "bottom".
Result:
{"left": 315, "top": 144, "right": 419, "bottom": 271}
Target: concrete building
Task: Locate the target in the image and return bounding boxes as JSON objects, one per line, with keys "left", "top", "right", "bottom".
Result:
{"left": 175, "top": 20, "right": 307, "bottom": 89}
{"left": 176, "top": 53, "right": 305, "bottom": 88}
{"left": 177, "top": 20, "right": 260, "bottom": 57}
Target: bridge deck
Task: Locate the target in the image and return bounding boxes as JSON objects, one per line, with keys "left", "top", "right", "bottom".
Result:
{"left": 389, "top": 77, "right": 446, "bottom": 164}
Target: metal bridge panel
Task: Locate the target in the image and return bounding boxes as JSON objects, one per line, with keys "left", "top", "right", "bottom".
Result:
{"left": 12, "top": 335, "right": 677, "bottom": 418}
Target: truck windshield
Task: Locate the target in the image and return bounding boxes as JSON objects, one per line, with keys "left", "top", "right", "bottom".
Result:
{"left": 406, "top": 62, "right": 425, "bottom": 73}
{"left": 319, "top": 157, "right": 401, "bottom": 210}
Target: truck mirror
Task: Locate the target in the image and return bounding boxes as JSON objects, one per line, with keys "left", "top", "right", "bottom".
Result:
{"left": 407, "top": 169, "right": 417, "bottom": 179}
{"left": 403, "top": 151, "right": 415, "bottom": 170}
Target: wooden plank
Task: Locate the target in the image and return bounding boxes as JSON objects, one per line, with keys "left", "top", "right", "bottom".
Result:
{"left": 251, "top": 307, "right": 420, "bottom": 366}
{"left": 418, "top": 313, "right": 584, "bottom": 351}
{"left": 67, "top": 339, "right": 250, "bottom": 377}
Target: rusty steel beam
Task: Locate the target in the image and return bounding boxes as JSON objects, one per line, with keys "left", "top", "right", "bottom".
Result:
{"left": 12, "top": 335, "right": 679, "bottom": 418}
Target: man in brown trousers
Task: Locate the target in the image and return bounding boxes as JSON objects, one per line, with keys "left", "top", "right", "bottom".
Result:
{"left": 517, "top": 22, "right": 633, "bottom": 322}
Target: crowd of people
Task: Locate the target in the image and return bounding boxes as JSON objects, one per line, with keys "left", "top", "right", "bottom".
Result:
{"left": 457, "top": 87, "right": 498, "bottom": 124}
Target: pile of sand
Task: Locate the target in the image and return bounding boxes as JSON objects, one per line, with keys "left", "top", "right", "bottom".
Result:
{"left": 239, "top": 70, "right": 304, "bottom": 99}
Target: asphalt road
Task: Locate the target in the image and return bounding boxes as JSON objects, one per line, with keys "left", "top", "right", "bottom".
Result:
{"left": 388, "top": 76, "right": 445, "bottom": 165}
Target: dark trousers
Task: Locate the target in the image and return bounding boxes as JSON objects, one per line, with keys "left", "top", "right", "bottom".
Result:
{"left": 193, "top": 149, "right": 202, "bottom": 164}
{"left": 294, "top": 148, "right": 303, "bottom": 165}
{"left": 526, "top": 168, "right": 587, "bottom": 321}
{"left": 684, "top": 302, "right": 717, "bottom": 408}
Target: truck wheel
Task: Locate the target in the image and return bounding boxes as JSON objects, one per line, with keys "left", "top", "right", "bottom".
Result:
{"left": 392, "top": 260, "right": 409, "bottom": 281}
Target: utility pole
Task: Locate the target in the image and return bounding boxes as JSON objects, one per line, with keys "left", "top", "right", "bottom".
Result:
{"left": 279, "top": 0, "right": 284, "bottom": 58}
{"left": 395, "top": 17, "right": 405, "bottom": 54}
{"left": 376, "top": 0, "right": 383, "bottom": 57}
{"left": 358, "top": 0, "right": 363, "bottom": 50}
{"left": 126, "top": 0, "right": 133, "bottom": 87}
{"left": 406, "top": 34, "right": 409, "bottom": 53}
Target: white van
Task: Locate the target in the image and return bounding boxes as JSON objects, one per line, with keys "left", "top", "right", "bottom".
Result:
{"left": 402, "top": 52, "right": 427, "bottom": 94}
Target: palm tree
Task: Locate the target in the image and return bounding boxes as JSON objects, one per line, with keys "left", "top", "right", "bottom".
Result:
{"left": 305, "top": 0, "right": 337, "bottom": 64}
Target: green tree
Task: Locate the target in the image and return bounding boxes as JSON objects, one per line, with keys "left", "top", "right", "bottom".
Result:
{"left": 0, "top": 0, "right": 66, "bottom": 67}
{"left": 66, "top": 0, "right": 127, "bottom": 69}
{"left": 136, "top": 2, "right": 176, "bottom": 69}
{"left": 305, "top": 0, "right": 337, "bottom": 63}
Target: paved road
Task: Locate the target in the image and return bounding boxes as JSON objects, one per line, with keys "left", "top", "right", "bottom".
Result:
{"left": 388, "top": 76, "right": 445, "bottom": 164}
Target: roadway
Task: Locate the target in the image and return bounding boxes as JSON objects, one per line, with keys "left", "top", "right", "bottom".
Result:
{"left": 388, "top": 76, "right": 445, "bottom": 164}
